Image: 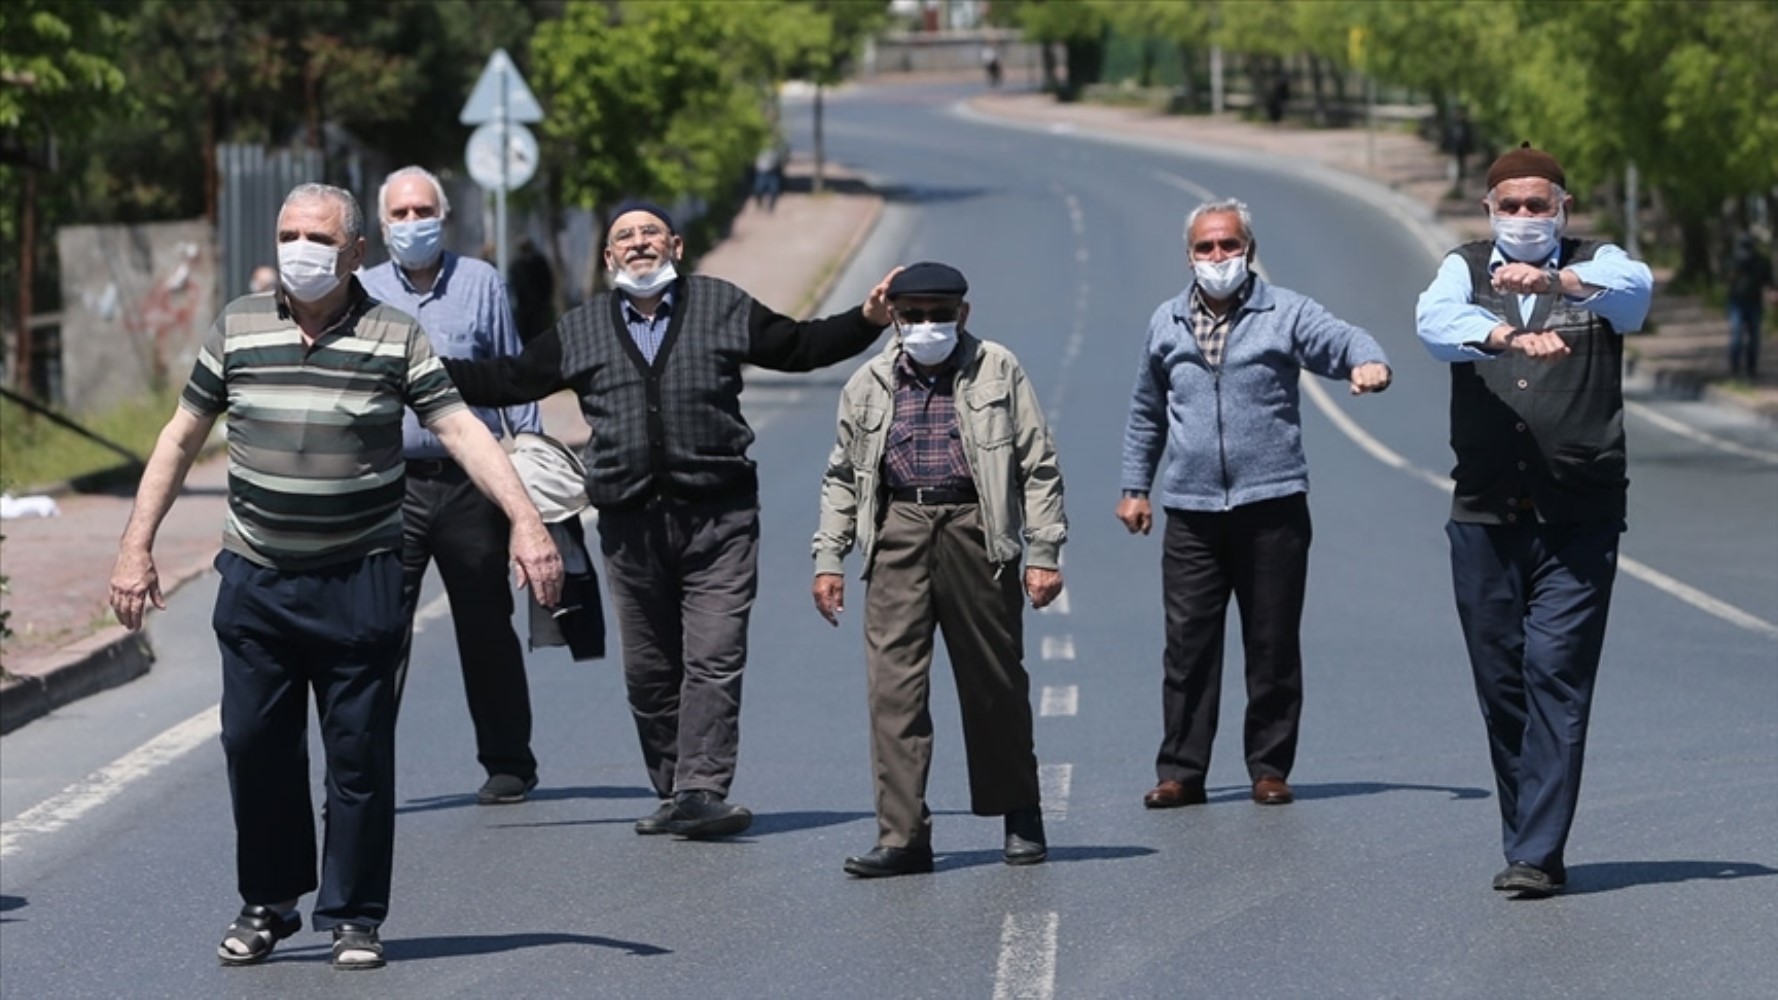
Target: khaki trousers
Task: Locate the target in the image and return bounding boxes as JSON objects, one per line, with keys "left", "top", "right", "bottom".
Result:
{"left": 863, "top": 501, "right": 1040, "bottom": 849}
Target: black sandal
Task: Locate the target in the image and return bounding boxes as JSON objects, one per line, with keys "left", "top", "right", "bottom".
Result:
{"left": 331, "top": 922, "right": 385, "bottom": 970}
{"left": 217, "top": 904, "right": 302, "bottom": 966}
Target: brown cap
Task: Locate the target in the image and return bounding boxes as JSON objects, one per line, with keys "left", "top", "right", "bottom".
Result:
{"left": 1486, "top": 142, "right": 1566, "bottom": 191}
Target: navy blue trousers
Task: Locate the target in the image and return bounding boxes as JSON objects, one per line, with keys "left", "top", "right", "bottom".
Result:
{"left": 1446, "top": 520, "right": 1620, "bottom": 873}
{"left": 214, "top": 549, "right": 404, "bottom": 929}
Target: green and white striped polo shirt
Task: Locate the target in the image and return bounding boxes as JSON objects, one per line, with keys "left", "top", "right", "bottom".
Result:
{"left": 180, "top": 279, "right": 465, "bottom": 569}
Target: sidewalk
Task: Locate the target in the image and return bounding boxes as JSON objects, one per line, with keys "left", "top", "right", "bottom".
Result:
{"left": 0, "top": 157, "right": 883, "bottom": 734}
{"left": 967, "top": 90, "right": 1778, "bottom": 422}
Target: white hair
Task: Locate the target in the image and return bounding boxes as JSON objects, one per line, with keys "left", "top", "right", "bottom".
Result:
{"left": 1183, "top": 198, "right": 1257, "bottom": 259}
{"left": 282, "top": 183, "right": 362, "bottom": 241}
{"left": 1485, "top": 182, "right": 1568, "bottom": 208}
{"left": 377, "top": 165, "right": 451, "bottom": 221}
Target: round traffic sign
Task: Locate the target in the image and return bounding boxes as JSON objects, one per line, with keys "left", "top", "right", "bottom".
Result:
{"left": 466, "top": 121, "right": 539, "bottom": 191}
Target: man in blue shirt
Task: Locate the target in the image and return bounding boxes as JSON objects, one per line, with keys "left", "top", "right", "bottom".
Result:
{"left": 360, "top": 166, "right": 546, "bottom": 806}
{"left": 1416, "top": 144, "right": 1652, "bottom": 899}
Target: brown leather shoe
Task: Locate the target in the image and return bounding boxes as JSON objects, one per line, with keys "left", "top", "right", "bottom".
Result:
{"left": 1143, "top": 780, "right": 1207, "bottom": 809}
{"left": 1252, "top": 776, "right": 1294, "bottom": 805}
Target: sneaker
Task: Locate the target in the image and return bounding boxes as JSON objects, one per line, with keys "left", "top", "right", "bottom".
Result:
{"left": 663, "top": 790, "right": 753, "bottom": 839}
{"left": 476, "top": 773, "right": 538, "bottom": 805}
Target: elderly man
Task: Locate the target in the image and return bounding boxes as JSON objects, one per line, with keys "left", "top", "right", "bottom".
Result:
{"left": 444, "top": 199, "right": 896, "bottom": 839}
{"left": 1415, "top": 144, "right": 1652, "bottom": 899}
{"left": 108, "top": 183, "right": 561, "bottom": 969}
{"left": 812, "top": 262, "right": 1065, "bottom": 878}
{"left": 1119, "top": 198, "right": 1392, "bottom": 812}
{"left": 359, "top": 165, "right": 546, "bottom": 806}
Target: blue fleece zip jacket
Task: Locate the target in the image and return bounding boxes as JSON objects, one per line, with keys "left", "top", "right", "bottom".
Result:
{"left": 1121, "top": 276, "right": 1389, "bottom": 512}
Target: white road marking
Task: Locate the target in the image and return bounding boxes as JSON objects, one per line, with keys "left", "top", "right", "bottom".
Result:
{"left": 0, "top": 706, "right": 219, "bottom": 859}
{"left": 1151, "top": 168, "right": 1218, "bottom": 204}
{"left": 1039, "top": 685, "right": 1079, "bottom": 717}
{"left": 1037, "top": 588, "right": 1070, "bottom": 615}
{"left": 1040, "top": 635, "right": 1075, "bottom": 661}
{"left": 412, "top": 591, "right": 452, "bottom": 628}
{"left": 1040, "top": 763, "right": 1072, "bottom": 820}
{"left": 994, "top": 911, "right": 1060, "bottom": 1000}
{"left": 1625, "top": 399, "right": 1778, "bottom": 465}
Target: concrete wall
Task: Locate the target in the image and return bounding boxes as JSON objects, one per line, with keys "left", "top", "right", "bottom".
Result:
{"left": 56, "top": 219, "right": 217, "bottom": 415}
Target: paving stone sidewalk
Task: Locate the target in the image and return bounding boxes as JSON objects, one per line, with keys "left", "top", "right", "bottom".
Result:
{"left": 0, "top": 157, "right": 883, "bottom": 733}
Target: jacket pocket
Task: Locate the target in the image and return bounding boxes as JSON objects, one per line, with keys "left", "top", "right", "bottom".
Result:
{"left": 964, "top": 380, "right": 1013, "bottom": 449}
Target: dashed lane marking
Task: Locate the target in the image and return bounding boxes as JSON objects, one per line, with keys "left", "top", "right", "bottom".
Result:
{"left": 1040, "top": 635, "right": 1075, "bottom": 661}
{"left": 1039, "top": 685, "right": 1079, "bottom": 717}
{"left": 1040, "top": 763, "right": 1072, "bottom": 820}
{"left": 993, "top": 911, "right": 1060, "bottom": 1000}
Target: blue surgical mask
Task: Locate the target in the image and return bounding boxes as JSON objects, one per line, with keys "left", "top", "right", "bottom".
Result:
{"left": 386, "top": 217, "right": 444, "bottom": 270}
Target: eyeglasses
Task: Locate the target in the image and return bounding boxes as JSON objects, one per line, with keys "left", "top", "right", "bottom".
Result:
{"left": 609, "top": 224, "right": 668, "bottom": 247}
{"left": 1190, "top": 238, "right": 1247, "bottom": 255}
{"left": 896, "top": 307, "right": 959, "bottom": 324}
{"left": 1493, "top": 197, "right": 1557, "bottom": 216}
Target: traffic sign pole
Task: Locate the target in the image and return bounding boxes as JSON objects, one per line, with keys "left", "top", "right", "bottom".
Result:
{"left": 459, "top": 48, "right": 544, "bottom": 278}
{"left": 497, "top": 69, "right": 509, "bottom": 277}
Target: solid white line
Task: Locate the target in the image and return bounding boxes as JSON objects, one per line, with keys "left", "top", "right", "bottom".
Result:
{"left": 1040, "top": 763, "right": 1072, "bottom": 820}
{"left": 1625, "top": 399, "right": 1778, "bottom": 465}
{"left": 412, "top": 591, "right": 453, "bottom": 628}
{"left": 994, "top": 911, "right": 1060, "bottom": 1000}
{"left": 0, "top": 705, "right": 220, "bottom": 859}
{"left": 1151, "top": 168, "right": 1218, "bottom": 204}
{"left": 1039, "top": 685, "right": 1079, "bottom": 717}
{"left": 1040, "top": 635, "right": 1075, "bottom": 660}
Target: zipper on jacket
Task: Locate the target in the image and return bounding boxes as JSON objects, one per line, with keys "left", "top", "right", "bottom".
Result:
{"left": 1214, "top": 367, "right": 1232, "bottom": 509}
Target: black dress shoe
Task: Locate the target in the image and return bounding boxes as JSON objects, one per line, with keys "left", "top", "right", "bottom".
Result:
{"left": 843, "top": 844, "right": 936, "bottom": 878}
{"left": 634, "top": 799, "right": 679, "bottom": 835}
{"left": 1497, "top": 861, "right": 1565, "bottom": 898}
{"left": 664, "top": 790, "right": 753, "bottom": 839}
{"left": 1003, "top": 806, "right": 1048, "bottom": 866}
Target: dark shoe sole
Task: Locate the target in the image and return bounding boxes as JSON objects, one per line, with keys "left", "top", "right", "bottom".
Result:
{"left": 1004, "top": 850, "right": 1048, "bottom": 866}
{"left": 476, "top": 775, "right": 539, "bottom": 805}
{"left": 667, "top": 810, "right": 753, "bottom": 839}
{"left": 844, "top": 858, "right": 935, "bottom": 878}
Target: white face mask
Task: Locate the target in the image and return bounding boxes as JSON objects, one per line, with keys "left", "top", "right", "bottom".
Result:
{"left": 613, "top": 259, "right": 677, "bottom": 297}
{"left": 386, "top": 217, "right": 444, "bottom": 270}
{"left": 1192, "top": 255, "right": 1249, "bottom": 299}
{"left": 278, "top": 239, "right": 342, "bottom": 302}
{"left": 900, "top": 321, "right": 959, "bottom": 367}
{"left": 1492, "top": 213, "right": 1562, "bottom": 263}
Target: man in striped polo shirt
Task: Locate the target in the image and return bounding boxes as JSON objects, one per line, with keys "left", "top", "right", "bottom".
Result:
{"left": 109, "top": 183, "right": 562, "bottom": 971}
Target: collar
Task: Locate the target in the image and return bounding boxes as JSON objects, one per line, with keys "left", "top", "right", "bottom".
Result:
{"left": 622, "top": 287, "right": 675, "bottom": 323}
{"left": 1183, "top": 275, "right": 1262, "bottom": 321}
{"left": 390, "top": 251, "right": 456, "bottom": 297}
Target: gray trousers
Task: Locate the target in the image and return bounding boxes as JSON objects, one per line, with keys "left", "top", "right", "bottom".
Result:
{"left": 599, "top": 496, "right": 758, "bottom": 798}
{"left": 863, "top": 502, "right": 1040, "bottom": 849}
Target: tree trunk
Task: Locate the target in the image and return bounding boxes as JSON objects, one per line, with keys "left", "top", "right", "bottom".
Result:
{"left": 203, "top": 92, "right": 220, "bottom": 226}
{"left": 1307, "top": 55, "right": 1327, "bottom": 126}
{"left": 1677, "top": 213, "right": 1713, "bottom": 288}
{"left": 1040, "top": 43, "right": 1059, "bottom": 96}
{"left": 1175, "top": 44, "right": 1197, "bottom": 112}
{"left": 813, "top": 83, "right": 826, "bottom": 196}
{"left": 13, "top": 169, "right": 34, "bottom": 394}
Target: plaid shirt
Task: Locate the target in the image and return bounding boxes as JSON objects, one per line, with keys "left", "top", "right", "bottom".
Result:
{"left": 1188, "top": 280, "right": 1251, "bottom": 367}
{"left": 883, "top": 352, "right": 972, "bottom": 489}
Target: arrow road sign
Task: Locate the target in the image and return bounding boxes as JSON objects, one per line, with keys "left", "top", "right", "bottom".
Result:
{"left": 460, "top": 48, "right": 544, "bottom": 125}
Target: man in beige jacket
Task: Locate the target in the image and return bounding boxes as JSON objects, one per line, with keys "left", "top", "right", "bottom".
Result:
{"left": 812, "top": 261, "right": 1067, "bottom": 878}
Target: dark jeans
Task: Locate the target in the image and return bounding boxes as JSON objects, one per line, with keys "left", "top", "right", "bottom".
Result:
{"left": 598, "top": 495, "right": 759, "bottom": 798}
{"left": 1447, "top": 518, "right": 1621, "bottom": 872}
{"left": 214, "top": 549, "right": 403, "bottom": 930}
{"left": 394, "top": 463, "right": 535, "bottom": 781}
{"left": 1727, "top": 299, "right": 1763, "bottom": 376}
{"left": 1157, "top": 494, "right": 1312, "bottom": 785}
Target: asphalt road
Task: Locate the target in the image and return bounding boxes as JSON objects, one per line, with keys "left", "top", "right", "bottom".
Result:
{"left": 3, "top": 82, "right": 1775, "bottom": 1000}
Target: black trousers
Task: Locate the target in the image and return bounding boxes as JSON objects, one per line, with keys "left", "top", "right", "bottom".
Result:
{"left": 214, "top": 550, "right": 403, "bottom": 930}
{"left": 394, "top": 464, "right": 535, "bottom": 781}
{"left": 1447, "top": 519, "right": 1620, "bottom": 873}
{"left": 598, "top": 495, "right": 759, "bottom": 799}
{"left": 1157, "top": 494, "right": 1311, "bottom": 785}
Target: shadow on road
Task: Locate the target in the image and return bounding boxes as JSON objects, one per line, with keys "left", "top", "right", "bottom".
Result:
{"left": 1203, "top": 781, "right": 1491, "bottom": 804}
{"left": 937, "top": 845, "right": 1158, "bottom": 872}
{"left": 1564, "top": 859, "right": 1778, "bottom": 896}
{"left": 397, "top": 784, "right": 656, "bottom": 815}
{"left": 0, "top": 893, "right": 25, "bottom": 923}
{"left": 271, "top": 931, "right": 671, "bottom": 963}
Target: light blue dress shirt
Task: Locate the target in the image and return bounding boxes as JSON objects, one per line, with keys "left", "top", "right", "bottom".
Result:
{"left": 359, "top": 252, "right": 541, "bottom": 458}
{"left": 1415, "top": 241, "right": 1653, "bottom": 363}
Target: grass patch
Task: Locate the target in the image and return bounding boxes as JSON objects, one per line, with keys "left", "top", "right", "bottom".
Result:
{"left": 0, "top": 389, "right": 182, "bottom": 492}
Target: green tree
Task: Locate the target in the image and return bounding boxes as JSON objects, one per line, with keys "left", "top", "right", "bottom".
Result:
{"left": 993, "top": 0, "right": 1111, "bottom": 101}
{"left": 773, "top": 1, "right": 889, "bottom": 193}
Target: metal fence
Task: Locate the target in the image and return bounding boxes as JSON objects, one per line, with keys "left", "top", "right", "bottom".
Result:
{"left": 216, "top": 143, "right": 324, "bottom": 302}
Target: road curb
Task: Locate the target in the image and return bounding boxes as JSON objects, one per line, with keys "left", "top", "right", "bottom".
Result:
{"left": 0, "top": 629, "right": 154, "bottom": 735}
{"left": 796, "top": 194, "right": 886, "bottom": 319}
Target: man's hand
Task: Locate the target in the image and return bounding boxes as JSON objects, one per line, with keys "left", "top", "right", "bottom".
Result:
{"left": 1488, "top": 325, "right": 1572, "bottom": 361}
{"left": 508, "top": 520, "right": 564, "bottom": 608}
{"left": 109, "top": 547, "right": 165, "bottom": 631}
{"left": 1116, "top": 496, "right": 1153, "bottom": 535}
{"left": 813, "top": 573, "right": 845, "bottom": 626}
{"left": 862, "top": 267, "right": 904, "bottom": 327}
{"left": 1025, "top": 567, "right": 1063, "bottom": 609}
{"left": 1491, "top": 261, "right": 1559, "bottom": 295}
{"left": 1349, "top": 362, "right": 1392, "bottom": 395}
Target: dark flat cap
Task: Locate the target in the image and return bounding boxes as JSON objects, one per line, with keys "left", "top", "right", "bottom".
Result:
{"left": 887, "top": 261, "right": 968, "bottom": 299}
{"left": 1486, "top": 142, "right": 1567, "bottom": 191}
{"left": 607, "top": 198, "right": 676, "bottom": 235}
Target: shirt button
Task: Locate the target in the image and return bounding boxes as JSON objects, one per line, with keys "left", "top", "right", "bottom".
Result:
{"left": 1517, "top": 460, "right": 1528, "bottom": 470}
{"left": 1517, "top": 378, "right": 1529, "bottom": 390}
{"left": 1505, "top": 512, "right": 1518, "bottom": 524}
{"left": 1515, "top": 422, "right": 1527, "bottom": 432}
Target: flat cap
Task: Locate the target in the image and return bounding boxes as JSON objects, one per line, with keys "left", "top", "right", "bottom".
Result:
{"left": 887, "top": 261, "right": 968, "bottom": 300}
{"left": 607, "top": 198, "right": 676, "bottom": 236}
{"left": 1486, "top": 142, "right": 1566, "bottom": 191}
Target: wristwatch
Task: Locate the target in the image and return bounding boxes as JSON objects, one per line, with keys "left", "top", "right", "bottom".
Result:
{"left": 1543, "top": 265, "right": 1564, "bottom": 295}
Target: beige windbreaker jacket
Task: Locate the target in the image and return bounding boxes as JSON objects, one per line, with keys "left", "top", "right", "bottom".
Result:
{"left": 812, "top": 330, "right": 1066, "bottom": 578}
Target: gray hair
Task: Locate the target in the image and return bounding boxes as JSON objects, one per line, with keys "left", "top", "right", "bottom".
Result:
{"left": 282, "top": 183, "right": 363, "bottom": 242}
{"left": 1183, "top": 198, "right": 1257, "bottom": 256}
{"left": 1485, "top": 182, "right": 1568, "bottom": 209}
{"left": 378, "top": 165, "right": 452, "bottom": 221}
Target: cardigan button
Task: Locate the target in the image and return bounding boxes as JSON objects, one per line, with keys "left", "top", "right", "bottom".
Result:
{"left": 1516, "top": 378, "right": 1529, "bottom": 389}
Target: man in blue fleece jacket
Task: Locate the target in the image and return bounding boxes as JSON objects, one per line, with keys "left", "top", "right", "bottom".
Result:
{"left": 1118, "top": 198, "right": 1392, "bottom": 811}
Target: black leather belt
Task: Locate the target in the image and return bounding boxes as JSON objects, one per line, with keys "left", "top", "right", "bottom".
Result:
{"left": 406, "top": 457, "right": 461, "bottom": 478}
{"left": 889, "top": 485, "right": 979, "bottom": 505}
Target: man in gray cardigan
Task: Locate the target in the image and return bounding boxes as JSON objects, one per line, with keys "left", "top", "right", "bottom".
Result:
{"left": 1117, "top": 198, "right": 1391, "bottom": 811}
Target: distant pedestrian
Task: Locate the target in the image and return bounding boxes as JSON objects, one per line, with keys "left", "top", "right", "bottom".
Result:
{"left": 360, "top": 165, "right": 546, "bottom": 806}
{"left": 1265, "top": 75, "right": 1290, "bottom": 123}
{"left": 441, "top": 200, "right": 899, "bottom": 841}
{"left": 108, "top": 182, "right": 561, "bottom": 970}
{"left": 752, "top": 141, "right": 786, "bottom": 212}
{"left": 982, "top": 45, "right": 1003, "bottom": 89}
{"left": 508, "top": 238, "right": 557, "bottom": 345}
{"left": 1445, "top": 107, "right": 1476, "bottom": 191}
{"left": 1119, "top": 198, "right": 1391, "bottom": 814}
{"left": 1725, "top": 231, "right": 1772, "bottom": 378}
{"left": 813, "top": 261, "right": 1065, "bottom": 879}
{"left": 1415, "top": 143, "right": 1653, "bottom": 899}
{"left": 248, "top": 265, "right": 277, "bottom": 295}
